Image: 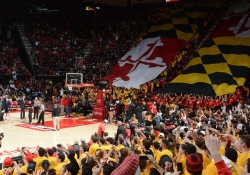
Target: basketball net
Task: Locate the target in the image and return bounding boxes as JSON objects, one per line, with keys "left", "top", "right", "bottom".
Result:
{"left": 68, "top": 86, "right": 73, "bottom": 91}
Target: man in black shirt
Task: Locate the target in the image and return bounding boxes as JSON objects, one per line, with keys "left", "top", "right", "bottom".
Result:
{"left": 52, "top": 104, "right": 61, "bottom": 131}
{"left": 115, "top": 121, "right": 126, "bottom": 144}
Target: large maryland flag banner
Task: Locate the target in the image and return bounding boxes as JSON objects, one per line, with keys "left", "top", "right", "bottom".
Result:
{"left": 160, "top": 1, "right": 250, "bottom": 96}
{"left": 105, "top": 2, "right": 218, "bottom": 89}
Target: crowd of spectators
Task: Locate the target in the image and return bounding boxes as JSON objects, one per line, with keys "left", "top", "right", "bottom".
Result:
{"left": 0, "top": 76, "right": 64, "bottom": 103}
{"left": 25, "top": 10, "right": 91, "bottom": 76}
{"left": 1, "top": 0, "right": 222, "bottom": 85}
{"left": 2, "top": 84, "right": 250, "bottom": 175}
{"left": 22, "top": 3, "right": 170, "bottom": 81}
{"left": 0, "top": 39, "right": 30, "bottom": 76}
{"left": 22, "top": 0, "right": 215, "bottom": 81}
{"left": 79, "top": 4, "right": 170, "bottom": 82}
{"left": 1, "top": 1, "right": 250, "bottom": 175}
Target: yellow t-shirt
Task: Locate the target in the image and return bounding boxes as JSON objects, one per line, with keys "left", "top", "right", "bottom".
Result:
{"left": 134, "top": 145, "right": 142, "bottom": 153}
{"left": 153, "top": 150, "right": 160, "bottom": 160}
{"left": 21, "top": 164, "right": 28, "bottom": 173}
{"left": 0, "top": 169, "right": 17, "bottom": 175}
{"left": 34, "top": 156, "right": 48, "bottom": 172}
{"left": 151, "top": 82, "right": 154, "bottom": 90}
{"left": 178, "top": 156, "right": 190, "bottom": 175}
{"left": 63, "top": 158, "right": 70, "bottom": 164}
{"left": 78, "top": 153, "right": 87, "bottom": 165}
{"left": 144, "top": 86, "right": 148, "bottom": 93}
{"left": 202, "top": 152, "right": 211, "bottom": 169}
{"left": 48, "top": 156, "right": 57, "bottom": 169}
{"left": 237, "top": 152, "right": 249, "bottom": 167}
{"left": 203, "top": 160, "right": 237, "bottom": 175}
{"left": 80, "top": 153, "right": 87, "bottom": 159}
{"left": 141, "top": 161, "right": 154, "bottom": 175}
{"left": 219, "top": 146, "right": 225, "bottom": 156}
{"left": 115, "top": 144, "right": 125, "bottom": 152}
{"left": 155, "top": 135, "right": 160, "bottom": 142}
{"left": 156, "top": 149, "right": 173, "bottom": 163}
{"left": 234, "top": 135, "right": 239, "bottom": 140}
{"left": 234, "top": 163, "right": 243, "bottom": 175}
{"left": 55, "top": 162, "right": 65, "bottom": 175}
{"left": 89, "top": 143, "right": 99, "bottom": 156}
{"left": 99, "top": 145, "right": 110, "bottom": 152}
{"left": 163, "top": 70, "right": 167, "bottom": 76}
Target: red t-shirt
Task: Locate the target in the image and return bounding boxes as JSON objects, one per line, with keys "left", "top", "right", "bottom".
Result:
{"left": 160, "top": 99, "right": 166, "bottom": 105}
{"left": 183, "top": 98, "right": 189, "bottom": 107}
{"left": 214, "top": 99, "right": 221, "bottom": 107}
{"left": 147, "top": 101, "right": 153, "bottom": 110}
{"left": 61, "top": 98, "right": 65, "bottom": 105}
{"left": 229, "top": 97, "right": 234, "bottom": 105}
{"left": 224, "top": 98, "right": 229, "bottom": 106}
{"left": 64, "top": 98, "right": 71, "bottom": 106}
{"left": 162, "top": 98, "right": 167, "bottom": 105}
{"left": 151, "top": 105, "right": 157, "bottom": 114}
{"left": 233, "top": 95, "right": 238, "bottom": 102}
{"left": 53, "top": 89, "right": 58, "bottom": 96}
{"left": 178, "top": 99, "right": 183, "bottom": 106}
{"left": 126, "top": 128, "right": 131, "bottom": 140}
{"left": 169, "top": 97, "right": 174, "bottom": 104}
{"left": 154, "top": 96, "right": 158, "bottom": 101}
{"left": 189, "top": 99, "right": 195, "bottom": 108}
{"left": 236, "top": 90, "right": 242, "bottom": 99}
{"left": 201, "top": 99, "right": 207, "bottom": 110}
{"left": 98, "top": 123, "right": 105, "bottom": 137}
{"left": 72, "top": 98, "right": 76, "bottom": 103}
{"left": 196, "top": 100, "right": 201, "bottom": 108}
{"left": 208, "top": 99, "right": 214, "bottom": 109}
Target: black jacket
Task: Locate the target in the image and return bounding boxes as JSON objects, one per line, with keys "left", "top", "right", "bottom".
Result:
{"left": 135, "top": 105, "right": 142, "bottom": 118}
{"left": 0, "top": 99, "right": 5, "bottom": 112}
{"left": 19, "top": 99, "right": 25, "bottom": 109}
{"left": 52, "top": 107, "right": 60, "bottom": 117}
{"left": 141, "top": 104, "right": 148, "bottom": 111}
{"left": 115, "top": 125, "right": 126, "bottom": 142}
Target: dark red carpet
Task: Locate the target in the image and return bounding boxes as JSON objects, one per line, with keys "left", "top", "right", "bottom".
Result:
{"left": 15, "top": 117, "right": 103, "bottom": 131}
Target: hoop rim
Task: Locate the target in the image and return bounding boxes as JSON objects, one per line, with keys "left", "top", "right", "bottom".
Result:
{"left": 66, "top": 84, "right": 82, "bottom": 88}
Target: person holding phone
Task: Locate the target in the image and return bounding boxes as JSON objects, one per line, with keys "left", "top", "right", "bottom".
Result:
{"left": 175, "top": 144, "right": 187, "bottom": 175}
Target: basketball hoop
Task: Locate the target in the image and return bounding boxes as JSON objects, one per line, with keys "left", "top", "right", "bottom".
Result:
{"left": 65, "top": 73, "right": 83, "bottom": 89}
{"left": 68, "top": 86, "right": 73, "bottom": 91}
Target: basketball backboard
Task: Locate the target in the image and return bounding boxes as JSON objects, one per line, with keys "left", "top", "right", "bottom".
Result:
{"left": 65, "top": 73, "right": 83, "bottom": 87}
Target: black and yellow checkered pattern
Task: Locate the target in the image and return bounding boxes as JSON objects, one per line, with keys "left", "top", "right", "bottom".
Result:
{"left": 160, "top": 37, "right": 250, "bottom": 96}
{"left": 144, "top": 2, "right": 218, "bottom": 41}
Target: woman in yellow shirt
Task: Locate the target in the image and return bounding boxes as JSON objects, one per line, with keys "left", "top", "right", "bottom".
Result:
{"left": 177, "top": 144, "right": 189, "bottom": 175}
{"left": 115, "top": 137, "right": 125, "bottom": 152}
